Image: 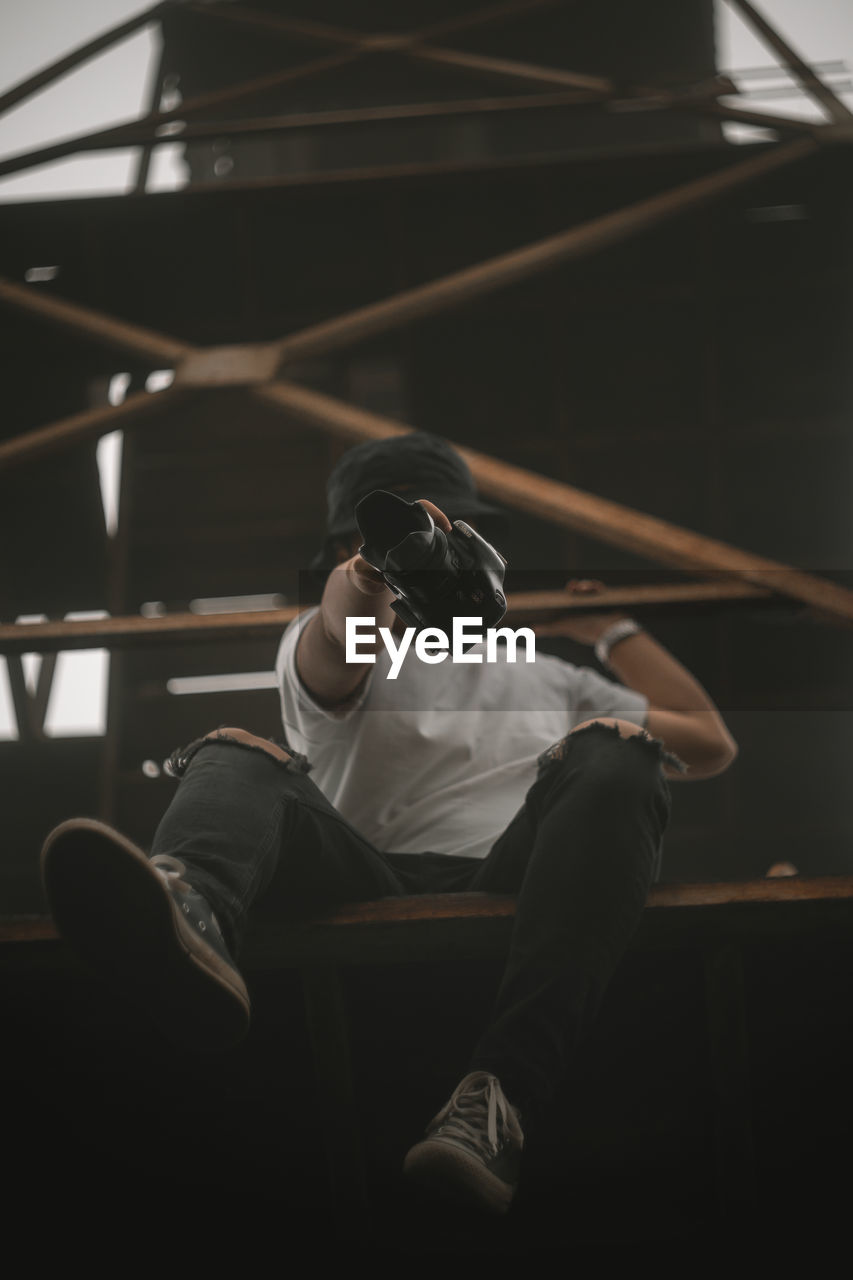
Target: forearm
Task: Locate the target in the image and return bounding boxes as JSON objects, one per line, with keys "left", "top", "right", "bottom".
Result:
{"left": 607, "top": 630, "right": 722, "bottom": 715}
{"left": 296, "top": 556, "right": 395, "bottom": 706}
{"left": 607, "top": 629, "right": 737, "bottom": 776}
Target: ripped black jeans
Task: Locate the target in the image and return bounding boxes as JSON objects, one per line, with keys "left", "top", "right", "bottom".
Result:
{"left": 152, "top": 722, "right": 674, "bottom": 1116}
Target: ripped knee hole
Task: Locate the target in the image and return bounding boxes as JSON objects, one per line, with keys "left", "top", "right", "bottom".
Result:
{"left": 203, "top": 727, "right": 293, "bottom": 765}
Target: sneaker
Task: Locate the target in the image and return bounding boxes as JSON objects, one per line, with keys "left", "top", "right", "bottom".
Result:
{"left": 40, "top": 818, "right": 250, "bottom": 1052}
{"left": 403, "top": 1070, "right": 523, "bottom": 1214}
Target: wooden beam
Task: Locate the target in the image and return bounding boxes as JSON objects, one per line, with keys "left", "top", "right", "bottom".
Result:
{"left": 0, "top": 47, "right": 365, "bottom": 183}
{"left": 0, "top": 126, "right": 836, "bottom": 629}
{"left": 177, "top": 0, "right": 800, "bottom": 148}
{"left": 0, "top": 607, "right": 302, "bottom": 654}
{"left": 0, "top": 387, "right": 194, "bottom": 472}
{"left": 182, "top": 0, "right": 562, "bottom": 52}
{"left": 0, "top": 5, "right": 822, "bottom": 187}
{"left": 0, "top": 278, "right": 198, "bottom": 472}
{"left": 0, "top": 583, "right": 778, "bottom": 655}
{"left": 182, "top": 2, "right": 360, "bottom": 47}
{"left": 5, "top": 140, "right": 818, "bottom": 422}
{"left": 681, "top": 100, "right": 818, "bottom": 135}
{"left": 0, "top": 2, "right": 167, "bottom": 118}
{"left": 415, "top": 0, "right": 565, "bottom": 44}
{"left": 131, "top": 15, "right": 169, "bottom": 195}
{"left": 507, "top": 580, "right": 773, "bottom": 618}
{"left": 408, "top": 44, "right": 612, "bottom": 94}
{"left": 175, "top": 96, "right": 821, "bottom": 143}
{"left": 112, "top": 89, "right": 606, "bottom": 147}
{"left": 267, "top": 137, "right": 817, "bottom": 366}
{"left": 0, "top": 277, "right": 193, "bottom": 365}
{"left": 4, "top": 652, "right": 55, "bottom": 743}
{"left": 2, "top": 86, "right": 811, "bottom": 168}
{"left": 727, "top": 0, "right": 853, "bottom": 125}
{"left": 9, "top": 876, "right": 853, "bottom": 951}
{"left": 254, "top": 379, "right": 853, "bottom": 625}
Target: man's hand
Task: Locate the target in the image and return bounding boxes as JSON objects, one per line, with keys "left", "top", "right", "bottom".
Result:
{"left": 296, "top": 497, "right": 454, "bottom": 708}
{"left": 417, "top": 499, "right": 453, "bottom": 534}
{"left": 349, "top": 498, "right": 453, "bottom": 595}
{"left": 346, "top": 553, "right": 391, "bottom": 596}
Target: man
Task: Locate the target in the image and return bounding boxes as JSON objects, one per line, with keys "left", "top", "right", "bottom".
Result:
{"left": 41, "top": 431, "right": 736, "bottom": 1217}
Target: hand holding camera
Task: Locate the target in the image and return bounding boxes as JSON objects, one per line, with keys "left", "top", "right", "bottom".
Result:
{"left": 355, "top": 489, "right": 508, "bottom": 632}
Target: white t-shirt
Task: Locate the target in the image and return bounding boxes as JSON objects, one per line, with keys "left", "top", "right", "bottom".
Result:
{"left": 275, "top": 607, "right": 648, "bottom": 861}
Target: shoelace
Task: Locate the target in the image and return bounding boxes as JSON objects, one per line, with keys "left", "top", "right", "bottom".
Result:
{"left": 430, "top": 1072, "right": 514, "bottom": 1158}
{"left": 149, "top": 853, "right": 192, "bottom": 894}
{"left": 149, "top": 854, "right": 225, "bottom": 944}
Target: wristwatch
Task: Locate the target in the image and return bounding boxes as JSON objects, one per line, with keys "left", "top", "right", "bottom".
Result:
{"left": 594, "top": 618, "right": 642, "bottom": 669}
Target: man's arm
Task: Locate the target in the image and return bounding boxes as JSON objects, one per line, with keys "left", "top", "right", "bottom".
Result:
{"left": 297, "top": 499, "right": 452, "bottom": 708}
{"left": 606, "top": 631, "right": 737, "bottom": 779}
{"left": 549, "top": 579, "right": 737, "bottom": 780}
{"left": 296, "top": 554, "right": 395, "bottom": 708}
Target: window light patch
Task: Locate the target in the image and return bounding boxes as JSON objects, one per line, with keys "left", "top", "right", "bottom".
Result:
{"left": 0, "top": 661, "right": 18, "bottom": 741}
{"left": 24, "top": 265, "right": 60, "bottom": 282}
{"left": 145, "top": 369, "right": 175, "bottom": 393}
{"left": 96, "top": 430, "right": 123, "bottom": 537}
{"left": 189, "top": 593, "right": 286, "bottom": 615}
{"left": 15, "top": 614, "right": 47, "bottom": 696}
{"left": 108, "top": 373, "right": 131, "bottom": 406}
{"left": 167, "top": 672, "right": 277, "bottom": 695}
{"left": 746, "top": 204, "right": 807, "bottom": 222}
{"left": 42, "top": 612, "right": 110, "bottom": 739}
{"left": 21, "top": 652, "right": 41, "bottom": 695}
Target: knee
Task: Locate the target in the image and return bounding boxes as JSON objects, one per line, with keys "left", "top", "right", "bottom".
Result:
{"left": 550, "top": 717, "right": 669, "bottom": 807}
{"left": 571, "top": 717, "right": 645, "bottom": 740}
{"left": 203, "top": 727, "right": 293, "bottom": 765}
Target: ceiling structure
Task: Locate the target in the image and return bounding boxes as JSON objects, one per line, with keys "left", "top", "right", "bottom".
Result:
{"left": 1, "top": 0, "right": 852, "bottom": 911}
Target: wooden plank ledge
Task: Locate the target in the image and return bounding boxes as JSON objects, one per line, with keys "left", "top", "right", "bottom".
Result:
{"left": 4, "top": 876, "right": 853, "bottom": 965}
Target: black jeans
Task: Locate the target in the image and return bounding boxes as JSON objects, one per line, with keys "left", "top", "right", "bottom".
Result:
{"left": 152, "top": 721, "right": 673, "bottom": 1116}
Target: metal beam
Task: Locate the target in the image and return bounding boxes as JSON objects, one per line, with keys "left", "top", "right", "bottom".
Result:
{"left": 727, "top": 0, "right": 853, "bottom": 125}
{"left": 266, "top": 137, "right": 817, "bottom": 366}
{"left": 0, "top": 2, "right": 167, "bottom": 119}
{"left": 0, "top": 582, "right": 778, "bottom": 655}
{"left": 254, "top": 379, "right": 853, "bottom": 625}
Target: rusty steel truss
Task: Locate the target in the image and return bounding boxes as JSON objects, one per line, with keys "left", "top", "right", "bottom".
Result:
{"left": 2, "top": 0, "right": 853, "bottom": 665}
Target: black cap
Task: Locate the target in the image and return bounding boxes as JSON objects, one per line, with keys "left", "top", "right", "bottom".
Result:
{"left": 312, "top": 431, "right": 507, "bottom": 570}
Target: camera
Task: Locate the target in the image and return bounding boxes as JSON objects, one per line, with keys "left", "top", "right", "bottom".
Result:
{"left": 355, "top": 489, "right": 507, "bottom": 631}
